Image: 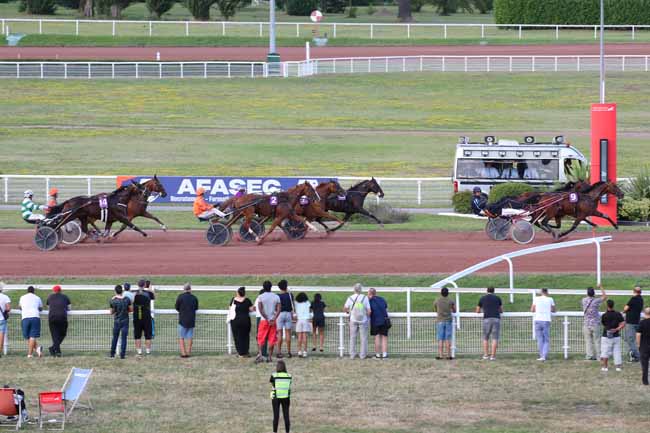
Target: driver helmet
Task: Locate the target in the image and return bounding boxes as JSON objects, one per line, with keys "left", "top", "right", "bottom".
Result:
{"left": 473, "top": 187, "right": 482, "bottom": 194}
{"left": 196, "top": 187, "right": 205, "bottom": 196}
{"left": 24, "top": 190, "right": 34, "bottom": 198}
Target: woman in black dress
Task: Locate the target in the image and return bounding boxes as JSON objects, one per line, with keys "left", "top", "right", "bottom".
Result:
{"left": 230, "top": 287, "right": 254, "bottom": 357}
{"left": 311, "top": 293, "right": 326, "bottom": 352}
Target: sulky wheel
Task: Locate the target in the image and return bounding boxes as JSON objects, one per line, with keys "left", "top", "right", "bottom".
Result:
{"left": 510, "top": 220, "right": 535, "bottom": 245}
{"left": 239, "top": 219, "right": 265, "bottom": 243}
{"left": 282, "top": 219, "right": 307, "bottom": 241}
{"left": 485, "top": 217, "right": 511, "bottom": 241}
{"left": 59, "top": 220, "right": 83, "bottom": 245}
{"left": 206, "top": 222, "right": 232, "bottom": 246}
{"left": 34, "top": 226, "right": 59, "bottom": 251}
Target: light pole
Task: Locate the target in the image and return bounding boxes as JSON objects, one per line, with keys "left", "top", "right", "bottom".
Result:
{"left": 599, "top": 0, "right": 605, "bottom": 103}
{"left": 268, "top": 0, "right": 280, "bottom": 63}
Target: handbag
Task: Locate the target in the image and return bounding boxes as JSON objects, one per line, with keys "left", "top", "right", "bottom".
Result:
{"left": 227, "top": 298, "right": 237, "bottom": 323}
{"left": 385, "top": 317, "right": 392, "bottom": 330}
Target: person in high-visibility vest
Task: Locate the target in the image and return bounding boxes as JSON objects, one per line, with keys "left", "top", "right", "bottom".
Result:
{"left": 269, "top": 360, "right": 292, "bottom": 433}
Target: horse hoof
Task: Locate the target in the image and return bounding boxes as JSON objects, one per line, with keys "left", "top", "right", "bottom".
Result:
{"left": 161, "top": 225, "right": 167, "bottom": 232}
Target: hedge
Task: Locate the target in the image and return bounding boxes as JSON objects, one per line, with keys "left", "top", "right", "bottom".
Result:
{"left": 286, "top": 0, "right": 318, "bottom": 15}
{"left": 452, "top": 191, "right": 473, "bottom": 214}
{"left": 494, "top": 0, "right": 650, "bottom": 25}
{"left": 487, "top": 182, "right": 536, "bottom": 204}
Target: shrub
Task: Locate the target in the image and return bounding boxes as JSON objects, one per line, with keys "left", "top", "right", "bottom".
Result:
{"left": 348, "top": 202, "right": 411, "bottom": 225}
{"left": 146, "top": 0, "right": 175, "bottom": 18}
{"left": 619, "top": 198, "right": 650, "bottom": 222}
{"left": 411, "top": 0, "right": 424, "bottom": 12}
{"left": 321, "top": 0, "right": 346, "bottom": 13}
{"left": 185, "top": 0, "right": 216, "bottom": 19}
{"left": 565, "top": 160, "right": 590, "bottom": 183}
{"left": 452, "top": 191, "right": 473, "bottom": 214}
{"left": 347, "top": 5, "right": 357, "bottom": 17}
{"left": 623, "top": 166, "right": 650, "bottom": 200}
{"left": 55, "top": 0, "right": 80, "bottom": 8}
{"left": 366, "top": 3, "right": 375, "bottom": 14}
{"left": 351, "top": 0, "right": 370, "bottom": 5}
{"left": 494, "top": 0, "right": 650, "bottom": 25}
{"left": 286, "top": 0, "right": 317, "bottom": 15}
{"left": 20, "top": 0, "right": 57, "bottom": 14}
{"left": 487, "top": 182, "right": 536, "bottom": 204}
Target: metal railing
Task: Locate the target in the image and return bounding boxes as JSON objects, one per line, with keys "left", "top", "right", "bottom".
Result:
{"left": 2, "top": 56, "right": 648, "bottom": 79}
{"left": 3, "top": 18, "right": 650, "bottom": 41}
{"left": 0, "top": 309, "right": 605, "bottom": 359}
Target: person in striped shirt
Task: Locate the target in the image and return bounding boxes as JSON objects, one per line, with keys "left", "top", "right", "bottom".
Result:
{"left": 21, "top": 190, "right": 48, "bottom": 223}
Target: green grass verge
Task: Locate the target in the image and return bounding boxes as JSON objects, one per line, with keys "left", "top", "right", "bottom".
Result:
{"left": 2, "top": 273, "right": 648, "bottom": 312}
{"left": 2, "top": 73, "right": 650, "bottom": 177}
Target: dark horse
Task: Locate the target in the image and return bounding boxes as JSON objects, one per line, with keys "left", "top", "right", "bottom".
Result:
{"left": 111, "top": 175, "right": 168, "bottom": 238}
{"left": 324, "top": 178, "right": 385, "bottom": 232}
{"left": 49, "top": 182, "right": 149, "bottom": 239}
{"left": 295, "top": 180, "right": 346, "bottom": 233}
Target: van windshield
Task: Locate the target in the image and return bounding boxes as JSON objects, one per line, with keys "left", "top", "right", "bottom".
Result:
{"left": 456, "top": 159, "right": 559, "bottom": 181}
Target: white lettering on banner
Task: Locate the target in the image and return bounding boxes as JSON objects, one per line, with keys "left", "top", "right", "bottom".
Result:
{"left": 248, "top": 179, "right": 262, "bottom": 193}
{"left": 298, "top": 179, "right": 319, "bottom": 187}
{"left": 196, "top": 179, "right": 212, "bottom": 193}
{"left": 262, "top": 180, "right": 282, "bottom": 194}
{"left": 209, "top": 179, "right": 229, "bottom": 195}
{"left": 177, "top": 179, "right": 196, "bottom": 195}
{"left": 229, "top": 179, "right": 246, "bottom": 193}
{"left": 173, "top": 177, "right": 322, "bottom": 198}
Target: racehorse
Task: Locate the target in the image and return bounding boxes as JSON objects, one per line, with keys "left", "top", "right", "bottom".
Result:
{"left": 50, "top": 182, "right": 149, "bottom": 239}
{"left": 295, "top": 180, "right": 346, "bottom": 233}
{"left": 230, "top": 182, "right": 320, "bottom": 245}
{"left": 111, "top": 175, "right": 168, "bottom": 238}
{"left": 324, "top": 178, "right": 385, "bottom": 232}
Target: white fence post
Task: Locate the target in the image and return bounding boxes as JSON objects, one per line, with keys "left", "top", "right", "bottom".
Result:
{"left": 455, "top": 291, "right": 461, "bottom": 330}
{"left": 333, "top": 23, "right": 336, "bottom": 38}
{"left": 518, "top": 25, "right": 522, "bottom": 39}
{"left": 111, "top": 63, "right": 115, "bottom": 79}
{"left": 149, "top": 21, "right": 153, "bottom": 37}
{"left": 75, "top": 20, "right": 79, "bottom": 36}
{"left": 259, "top": 22, "right": 262, "bottom": 37}
{"left": 39, "top": 19, "right": 43, "bottom": 34}
{"left": 112, "top": 20, "right": 115, "bottom": 37}
{"left": 204, "top": 62, "right": 208, "bottom": 79}
{"left": 338, "top": 315, "right": 344, "bottom": 357}
{"left": 185, "top": 21, "right": 189, "bottom": 36}
{"left": 417, "top": 180, "right": 422, "bottom": 205}
{"left": 407, "top": 23, "right": 410, "bottom": 39}
{"left": 419, "top": 56, "right": 423, "bottom": 72}
{"left": 555, "top": 25, "right": 559, "bottom": 40}
{"left": 554, "top": 56, "right": 558, "bottom": 72}
{"left": 296, "top": 23, "right": 299, "bottom": 37}
{"left": 370, "top": 23, "right": 374, "bottom": 39}
{"left": 3, "top": 177, "right": 8, "bottom": 203}
{"left": 406, "top": 288, "right": 411, "bottom": 339}
{"left": 595, "top": 240, "right": 601, "bottom": 285}
{"left": 87, "top": 177, "right": 92, "bottom": 195}
{"left": 222, "top": 22, "right": 225, "bottom": 36}
{"left": 444, "top": 24, "right": 447, "bottom": 39}
{"left": 226, "top": 321, "right": 232, "bottom": 355}
{"left": 562, "top": 315, "right": 569, "bottom": 359}
{"left": 40, "top": 63, "right": 44, "bottom": 79}
{"left": 632, "top": 25, "right": 635, "bottom": 40}
{"left": 136, "top": 63, "right": 139, "bottom": 79}
{"left": 402, "top": 57, "right": 405, "bottom": 72}
{"left": 577, "top": 56, "right": 580, "bottom": 72}
{"left": 594, "top": 25, "right": 597, "bottom": 39}
{"left": 509, "top": 56, "right": 512, "bottom": 72}
{"left": 481, "top": 24, "right": 485, "bottom": 39}
{"left": 180, "top": 63, "right": 184, "bottom": 78}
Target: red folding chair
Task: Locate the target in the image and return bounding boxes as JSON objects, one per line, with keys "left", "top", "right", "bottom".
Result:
{"left": 38, "top": 392, "right": 65, "bottom": 431}
{"left": 0, "top": 388, "right": 22, "bottom": 430}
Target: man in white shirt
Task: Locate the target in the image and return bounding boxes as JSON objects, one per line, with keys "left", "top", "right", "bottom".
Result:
{"left": 531, "top": 288, "right": 556, "bottom": 361}
{"left": 0, "top": 283, "right": 11, "bottom": 357}
{"left": 19, "top": 286, "right": 43, "bottom": 358}
{"left": 344, "top": 283, "right": 372, "bottom": 359}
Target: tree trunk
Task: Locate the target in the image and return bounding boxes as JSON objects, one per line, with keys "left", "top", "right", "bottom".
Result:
{"left": 82, "top": 0, "right": 93, "bottom": 17}
{"left": 397, "top": 0, "right": 412, "bottom": 22}
{"left": 110, "top": 4, "right": 120, "bottom": 18}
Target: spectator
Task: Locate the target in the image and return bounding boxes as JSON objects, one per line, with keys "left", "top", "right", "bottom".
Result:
{"left": 294, "top": 292, "right": 311, "bottom": 358}
{"left": 368, "top": 288, "right": 389, "bottom": 359}
{"left": 270, "top": 360, "right": 292, "bottom": 433}
{"left": 175, "top": 283, "right": 199, "bottom": 358}
{"left": 255, "top": 288, "right": 268, "bottom": 359}
{"left": 581, "top": 284, "right": 607, "bottom": 361}
{"left": 623, "top": 286, "right": 644, "bottom": 362}
{"left": 19, "top": 286, "right": 43, "bottom": 359}
{"left": 123, "top": 282, "right": 135, "bottom": 304}
{"left": 434, "top": 288, "right": 455, "bottom": 360}
{"left": 344, "top": 283, "right": 371, "bottom": 360}
{"left": 46, "top": 285, "right": 71, "bottom": 357}
{"left": 636, "top": 307, "right": 650, "bottom": 385}
{"left": 476, "top": 286, "right": 503, "bottom": 361}
{"left": 256, "top": 280, "right": 281, "bottom": 364}
{"left": 601, "top": 299, "right": 625, "bottom": 372}
{"left": 0, "top": 283, "right": 10, "bottom": 358}
{"left": 531, "top": 288, "right": 555, "bottom": 362}
{"left": 133, "top": 284, "right": 154, "bottom": 356}
{"left": 109, "top": 284, "right": 131, "bottom": 359}
{"left": 311, "top": 293, "right": 326, "bottom": 353}
{"left": 144, "top": 279, "right": 156, "bottom": 341}
{"left": 276, "top": 280, "right": 295, "bottom": 359}
{"left": 229, "top": 287, "right": 254, "bottom": 358}
{"left": 1, "top": 384, "right": 28, "bottom": 422}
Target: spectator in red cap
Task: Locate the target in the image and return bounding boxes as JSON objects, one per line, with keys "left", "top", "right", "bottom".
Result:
{"left": 46, "top": 285, "right": 71, "bottom": 357}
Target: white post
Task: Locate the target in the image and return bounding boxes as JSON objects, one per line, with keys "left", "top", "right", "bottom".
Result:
{"left": 509, "top": 56, "right": 512, "bottom": 72}
{"left": 465, "top": 56, "right": 468, "bottom": 72}
{"left": 149, "top": 21, "right": 152, "bottom": 37}
{"left": 296, "top": 23, "right": 299, "bottom": 37}
{"left": 228, "top": 62, "right": 231, "bottom": 78}
{"left": 596, "top": 240, "right": 601, "bottom": 285}
{"left": 632, "top": 25, "right": 635, "bottom": 40}
{"left": 40, "top": 63, "right": 44, "bottom": 79}
{"left": 2, "top": 330, "right": 7, "bottom": 355}
{"left": 39, "top": 19, "right": 42, "bottom": 34}
{"left": 17, "top": 63, "right": 20, "bottom": 79}
{"left": 444, "top": 24, "right": 447, "bottom": 39}
{"left": 594, "top": 25, "right": 597, "bottom": 40}
{"left": 180, "top": 63, "right": 184, "bottom": 78}
{"left": 251, "top": 63, "right": 254, "bottom": 78}
{"left": 227, "top": 321, "right": 232, "bottom": 354}
{"left": 338, "top": 315, "right": 344, "bottom": 357}
{"left": 518, "top": 25, "right": 522, "bottom": 39}
{"left": 333, "top": 23, "right": 336, "bottom": 38}
{"left": 406, "top": 288, "right": 411, "bottom": 339}
{"left": 555, "top": 25, "right": 559, "bottom": 40}
{"left": 532, "top": 56, "right": 535, "bottom": 72}
{"left": 76, "top": 20, "right": 79, "bottom": 36}
{"left": 204, "top": 62, "right": 208, "bottom": 79}
{"left": 487, "top": 56, "right": 490, "bottom": 72}
{"left": 442, "top": 56, "right": 446, "bottom": 72}
{"left": 531, "top": 292, "right": 536, "bottom": 339}
{"left": 64, "top": 62, "right": 68, "bottom": 79}
{"left": 351, "top": 58, "right": 354, "bottom": 73}
{"left": 159, "top": 63, "right": 162, "bottom": 79}
{"left": 554, "top": 56, "right": 558, "bottom": 72}
{"left": 455, "top": 291, "right": 461, "bottom": 330}
{"left": 481, "top": 24, "right": 485, "bottom": 39}
{"left": 419, "top": 56, "right": 423, "bottom": 72}
{"left": 111, "top": 63, "right": 115, "bottom": 79}
{"left": 407, "top": 24, "right": 410, "bottom": 39}
{"left": 185, "top": 22, "right": 189, "bottom": 37}
{"left": 87, "top": 177, "right": 92, "bottom": 195}
{"left": 503, "top": 256, "right": 514, "bottom": 303}
{"left": 222, "top": 22, "right": 225, "bottom": 36}
{"left": 3, "top": 176, "right": 8, "bottom": 202}
{"left": 417, "top": 180, "right": 422, "bottom": 205}
{"left": 112, "top": 20, "right": 116, "bottom": 37}
{"left": 577, "top": 56, "right": 580, "bottom": 71}
{"left": 87, "top": 63, "right": 91, "bottom": 79}
{"left": 259, "top": 22, "right": 263, "bottom": 37}
{"left": 402, "top": 57, "right": 405, "bottom": 72}
{"left": 563, "top": 315, "right": 569, "bottom": 359}
{"left": 451, "top": 315, "right": 457, "bottom": 358}
{"left": 136, "top": 63, "right": 139, "bottom": 79}
{"left": 370, "top": 23, "right": 374, "bottom": 39}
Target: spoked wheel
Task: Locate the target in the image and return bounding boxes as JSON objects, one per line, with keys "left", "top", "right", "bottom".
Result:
{"left": 510, "top": 220, "right": 535, "bottom": 245}
{"left": 282, "top": 219, "right": 307, "bottom": 241}
{"left": 239, "top": 219, "right": 265, "bottom": 243}
{"left": 34, "top": 226, "right": 60, "bottom": 251}
{"left": 59, "top": 220, "right": 83, "bottom": 245}
{"left": 206, "top": 222, "right": 232, "bottom": 246}
{"left": 485, "top": 217, "right": 511, "bottom": 241}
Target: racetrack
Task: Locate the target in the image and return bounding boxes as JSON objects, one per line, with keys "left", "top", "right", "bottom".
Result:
{"left": 1, "top": 229, "right": 648, "bottom": 278}
{"left": 1, "top": 43, "right": 649, "bottom": 61}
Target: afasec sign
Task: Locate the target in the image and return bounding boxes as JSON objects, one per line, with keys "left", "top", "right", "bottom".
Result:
{"left": 117, "top": 176, "right": 335, "bottom": 203}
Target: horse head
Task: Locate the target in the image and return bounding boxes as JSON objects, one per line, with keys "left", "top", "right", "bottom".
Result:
{"left": 144, "top": 175, "right": 167, "bottom": 198}
{"left": 605, "top": 181, "right": 625, "bottom": 200}
{"left": 369, "top": 177, "right": 385, "bottom": 198}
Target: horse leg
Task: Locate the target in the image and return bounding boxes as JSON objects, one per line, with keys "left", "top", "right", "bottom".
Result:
{"left": 114, "top": 215, "right": 148, "bottom": 237}
{"left": 257, "top": 216, "right": 282, "bottom": 245}
{"left": 328, "top": 213, "right": 352, "bottom": 232}
{"left": 111, "top": 223, "right": 128, "bottom": 239}
{"left": 357, "top": 208, "right": 384, "bottom": 227}
{"left": 141, "top": 210, "right": 167, "bottom": 231}
{"left": 557, "top": 219, "right": 583, "bottom": 239}
{"left": 593, "top": 210, "right": 619, "bottom": 229}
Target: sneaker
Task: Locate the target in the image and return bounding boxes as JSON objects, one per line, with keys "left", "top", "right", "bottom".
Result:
{"left": 482, "top": 355, "right": 490, "bottom": 360}
{"left": 302, "top": 352, "right": 307, "bottom": 358}
{"left": 276, "top": 353, "right": 284, "bottom": 359}
{"left": 312, "top": 347, "right": 316, "bottom": 352}
{"left": 536, "top": 357, "right": 545, "bottom": 362}
{"left": 36, "top": 346, "right": 42, "bottom": 358}
{"left": 382, "top": 353, "right": 388, "bottom": 359}
{"left": 145, "top": 349, "right": 151, "bottom": 355}
{"left": 616, "top": 367, "right": 622, "bottom": 372}
{"left": 320, "top": 349, "right": 324, "bottom": 352}
{"left": 601, "top": 367, "right": 608, "bottom": 372}
{"left": 27, "top": 354, "right": 32, "bottom": 359}
{"left": 375, "top": 353, "right": 382, "bottom": 359}
{"left": 266, "top": 356, "right": 272, "bottom": 363}
{"left": 287, "top": 353, "right": 293, "bottom": 359}
{"left": 48, "top": 346, "right": 56, "bottom": 356}
{"left": 254, "top": 355, "right": 264, "bottom": 364}
{"left": 137, "top": 349, "right": 143, "bottom": 356}
{"left": 489, "top": 356, "right": 496, "bottom": 361}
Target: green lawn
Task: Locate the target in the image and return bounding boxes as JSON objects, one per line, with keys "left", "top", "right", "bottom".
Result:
{"left": 1, "top": 73, "right": 650, "bottom": 177}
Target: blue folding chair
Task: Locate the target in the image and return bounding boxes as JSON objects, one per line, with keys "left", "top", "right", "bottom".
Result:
{"left": 60, "top": 368, "right": 93, "bottom": 417}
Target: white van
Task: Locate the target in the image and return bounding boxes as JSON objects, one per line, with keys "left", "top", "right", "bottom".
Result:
{"left": 452, "top": 135, "right": 587, "bottom": 193}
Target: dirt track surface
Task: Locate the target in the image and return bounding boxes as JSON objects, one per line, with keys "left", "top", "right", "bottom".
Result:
{"left": 1, "top": 229, "right": 648, "bottom": 278}
{"left": 2, "top": 43, "right": 650, "bottom": 61}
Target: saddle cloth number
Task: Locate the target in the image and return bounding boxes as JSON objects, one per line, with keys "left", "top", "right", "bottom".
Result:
{"left": 99, "top": 196, "right": 108, "bottom": 209}
{"left": 269, "top": 196, "right": 278, "bottom": 206}
{"left": 299, "top": 195, "right": 310, "bottom": 206}
{"left": 569, "top": 192, "right": 579, "bottom": 203}
{"left": 337, "top": 195, "right": 346, "bottom": 201}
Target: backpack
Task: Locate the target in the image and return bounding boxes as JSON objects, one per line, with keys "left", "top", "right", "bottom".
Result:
{"left": 350, "top": 295, "right": 367, "bottom": 322}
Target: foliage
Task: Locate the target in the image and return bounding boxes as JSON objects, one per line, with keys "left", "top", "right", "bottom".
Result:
{"left": 494, "top": 0, "right": 650, "bottom": 25}
{"left": 96, "top": 0, "right": 133, "bottom": 17}
{"left": 351, "top": 0, "right": 370, "bottom": 5}
{"left": 346, "top": 5, "right": 357, "bottom": 17}
{"left": 185, "top": 0, "right": 215, "bottom": 19}
{"left": 472, "top": 0, "right": 492, "bottom": 13}
{"left": 366, "top": 3, "right": 375, "bottom": 14}
{"left": 452, "top": 190, "right": 473, "bottom": 214}
{"left": 430, "top": 0, "right": 475, "bottom": 15}
{"left": 487, "top": 182, "right": 535, "bottom": 204}
{"left": 347, "top": 202, "right": 411, "bottom": 224}
{"left": 275, "top": 0, "right": 286, "bottom": 9}
{"left": 146, "top": 0, "right": 175, "bottom": 19}
{"left": 623, "top": 166, "right": 650, "bottom": 200}
{"left": 411, "top": 0, "right": 424, "bottom": 12}
{"left": 619, "top": 198, "right": 650, "bottom": 222}
{"left": 19, "top": 0, "right": 57, "bottom": 14}
{"left": 55, "top": 0, "right": 80, "bottom": 8}
{"left": 286, "top": 0, "right": 317, "bottom": 15}
{"left": 320, "top": 0, "right": 346, "bottom": 12}
{"left": 215, "top": 0, "right": 243, "bottom": 20}
{"left": 565, "top": 160, "right": 590, "bottom": 183}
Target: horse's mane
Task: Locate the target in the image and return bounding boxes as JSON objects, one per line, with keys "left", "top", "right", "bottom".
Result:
{"left": 349, "top": 179, "right": 369, "bottom": 190}
{"left": 582, "top": 181, "right": 607, "bottom": 194}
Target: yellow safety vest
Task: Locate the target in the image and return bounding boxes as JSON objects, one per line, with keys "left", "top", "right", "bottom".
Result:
{"left": 270, "top": 372, "right": 292, "bottom": 399}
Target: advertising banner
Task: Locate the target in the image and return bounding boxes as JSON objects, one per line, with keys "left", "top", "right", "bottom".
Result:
{"left": 590, "top": 103, "right": 617, "bottom": 225}
{"left": 116, "top": 176, "right": 336, "bottom": 204}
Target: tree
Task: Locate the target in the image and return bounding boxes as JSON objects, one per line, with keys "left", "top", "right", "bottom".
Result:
{"left": 430, "top": 0, "right": 474, "bottom": 16}
{"left": 79, "top": 0, "right": 93, "bottom": 17}
{"left": 96, "top": 0, "right": 132, "bottom": 17}
{"left": 185, "top": 0, "right": 217, "bottom": 19}
{"left": 397, "top": 0, "right": 412, "bottom": 22}
{"left": 146, "top": 0, "right": 175, "bottom": 19}
{"left": 215, "top": 0, "right": 243, "bottom": 20}
{"left": 19, "top": 0, "right": 57, "bottom": 14}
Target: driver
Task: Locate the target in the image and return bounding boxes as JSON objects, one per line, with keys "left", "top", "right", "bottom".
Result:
{"left": 193, "top": 187, "right": 226, "bottom": 220}
{"left": 21, "top": 190, "right": 48, "bottom": 224}
{"left": 470, "top": 187, "right": 489, "bottom": 216}
{"left": 46, "top": 188, "right": 59, "bottom": 217}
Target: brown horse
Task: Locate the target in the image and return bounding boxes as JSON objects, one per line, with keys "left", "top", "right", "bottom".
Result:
{"left": 294, "top": 180, "right": 346, "bottom": 233}
{"left": 231, "top": 182, "right": 319, "bottom": 245}
{"left": 111, "top": 175, "right": 168, "bottom": 238}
